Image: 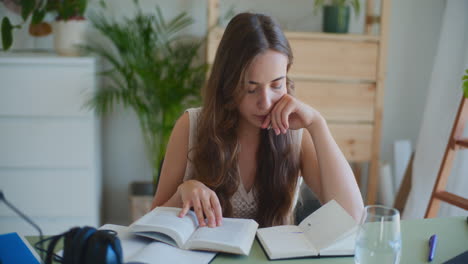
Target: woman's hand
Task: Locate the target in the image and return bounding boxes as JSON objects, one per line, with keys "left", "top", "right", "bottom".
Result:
{"left": 261, "top": 94, "right": 322, "bottom": 135}
{"left": 177, "top": 180, "right": 223, "bottom": 227}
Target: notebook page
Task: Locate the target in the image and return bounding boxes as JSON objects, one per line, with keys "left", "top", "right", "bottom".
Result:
{"left": 319, "top": 228, "right": 357, "bottom": 256}
{"left": 256, "top": 225, "right": 317, "bottom": 259}
{"left": 298, "top": 200, "right": 357, "bottom": 251}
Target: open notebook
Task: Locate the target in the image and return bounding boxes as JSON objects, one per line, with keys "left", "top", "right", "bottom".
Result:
{"left": 257, "top": 200, "right": 358, "bottom": 260}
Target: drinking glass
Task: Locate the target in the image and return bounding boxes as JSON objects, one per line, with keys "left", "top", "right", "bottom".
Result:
{"left": 354, "top": 205, "right": 401, "bottom": 264}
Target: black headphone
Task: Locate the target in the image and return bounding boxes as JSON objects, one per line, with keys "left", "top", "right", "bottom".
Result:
{"left": 0, "top": 191, "right": 122, "bottom": 264}
{"left": 36, "top": 226, "right": 123, "bottom": 264}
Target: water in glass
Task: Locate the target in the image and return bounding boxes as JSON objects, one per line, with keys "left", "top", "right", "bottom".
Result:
{"left": 354, "top": 205, "right": 401, "bottom": 264}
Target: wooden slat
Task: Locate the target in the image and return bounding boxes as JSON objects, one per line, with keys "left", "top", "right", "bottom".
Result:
{"left": 365, "top": 0, "right": 375, "bottom": 34}
{"left": 207, "top": 27, "right": 224, "bottom": 64}
{"left": 366, "top": 0, "right": 392, "bottom": 205}
{"left": 393, "top": 152, "right": 414, "bottom": 214}
{"left": 351, "top": 162, "right": 362, "bottom": 187}
{"left": 426, "top": 96, "right": 468, "bottom": 218}
{"left": 284, "top": 31, "right": 380, "bottom": 42}
{"left": 455, "top": 138, "right": 468, "bottom": 149}
{"left": 289, "top": 38, "right": 378, "bottom": 81}
{"left": 291, "top": 74, "right": 375, "bottom": 83}
{"left": 289, "top": 74, "right": 375, "bottom": 83}
{"left": 434, "top": 191, "right": 468, "bottom": 210}
{"left": 207, "top": 0, "right": 219, "bottom": 30}
{"left": 206, "top": 27, "right": 380, "bottom": 82}
{"left": 294, "top": 81, "right": 376, "bottom": 122}
{"left": 329, "top": 123, "right": 373, "bottom": 162}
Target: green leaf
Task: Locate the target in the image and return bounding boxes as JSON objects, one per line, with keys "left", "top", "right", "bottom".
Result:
{"left": 313, "top": 0, "right": 325, "bottom": 14}
{"left": 99, "top": 0, "right": 107, "bottom": 9}
{"left": 21, "top": 0, "right": 35, "bottom": 21}
{"left": 85, "top": 3, "right": 206, "bottom": 184}
{"left": 462, "top": 75, "right": 468, "bottom": 81}
{"left": 463, "top": 81, "right": 468, "bottom": 98}
{"left": 1, "top": 17, "right": 13, "bottom": 51}
{"left": 31, "top": 9, "right": 46, "bottom": 25}
{"left": 353, "top": 0, "right": 361, "bottom": 17}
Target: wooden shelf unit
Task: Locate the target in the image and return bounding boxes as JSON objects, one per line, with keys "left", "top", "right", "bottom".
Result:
{"left": 206, "top": 0, "right": 391, "bottom": 205}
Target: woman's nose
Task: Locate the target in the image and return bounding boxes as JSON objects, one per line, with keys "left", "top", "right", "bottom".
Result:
{"left": 257, "top": 88, "right": 274, "bottom": 110}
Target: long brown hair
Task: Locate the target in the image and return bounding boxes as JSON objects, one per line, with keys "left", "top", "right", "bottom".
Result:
{"left": 191, "top": 13, "right": 301, "bottom": 227}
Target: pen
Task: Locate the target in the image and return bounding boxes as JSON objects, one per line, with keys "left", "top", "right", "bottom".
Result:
{"left": 428, "top": 234, "right": 437, "bottom": 262}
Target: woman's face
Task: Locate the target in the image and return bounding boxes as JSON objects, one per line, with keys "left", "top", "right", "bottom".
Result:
{"left": 238, "top": 49, "right": 288, "bottom": 129}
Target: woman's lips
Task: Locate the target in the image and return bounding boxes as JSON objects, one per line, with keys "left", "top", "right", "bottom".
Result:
{"left": 254, "top": 115, "right": 268, "bottom": 123}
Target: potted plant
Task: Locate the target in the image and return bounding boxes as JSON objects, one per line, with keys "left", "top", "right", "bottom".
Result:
{"left": 83, "top": 1, "right": 207, "bottom": 221}
{"left": 313, "top": 0, "right": 361, "bottom": 33}
{"left": 1, "top": 0, "right": 88, "bottom": 55}
{"left": 1, "top": 0, "right": 52, "bottom": 50}
{"left": 47, "top": 0, "right": 88, "bottom": 56}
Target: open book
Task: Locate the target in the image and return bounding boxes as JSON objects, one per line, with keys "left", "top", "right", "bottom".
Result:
{"left": 128, "top": 207, "right": 259, "bottom": 255}
{"left": 100, "top": 224, "right": 216, "bottom": 264}
{"left": 257, "top": 200, "right": 358, "bottom": 260}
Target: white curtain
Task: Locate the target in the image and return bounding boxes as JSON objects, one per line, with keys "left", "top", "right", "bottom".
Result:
{"left": 403, "top": 0, "right": 468, "bottom": 219}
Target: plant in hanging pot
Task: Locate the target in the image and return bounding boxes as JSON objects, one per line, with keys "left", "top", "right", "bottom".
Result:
{"left": 46, "top": 0, "right": 88, "bottom": 56}
{"left": 83, "top": 1, "right": 207, "bottom": 220}
{"left": 313, "top": 0, "right": 361, "bottom": 33}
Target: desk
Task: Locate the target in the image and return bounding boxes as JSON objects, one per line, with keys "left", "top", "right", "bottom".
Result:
{"left": 27, "top": 216, "right": 468, "bottom": 263}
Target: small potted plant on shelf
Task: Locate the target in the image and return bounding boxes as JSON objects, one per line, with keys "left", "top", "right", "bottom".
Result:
{"left": 313, "top": 0, "right": 360, "bottom": 33}
{"left": 83, "top": 1, "right": 207, "bottom": 221}
{"left": 1, "top": 0, "right": 88, "bottom": 55}
{"left": 47, "top": 0, "right": 88, "bottom": 56}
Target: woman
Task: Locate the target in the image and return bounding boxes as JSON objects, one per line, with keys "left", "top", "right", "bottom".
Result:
{"left": 151, "top": 12, "right": 363, "bottom": 228}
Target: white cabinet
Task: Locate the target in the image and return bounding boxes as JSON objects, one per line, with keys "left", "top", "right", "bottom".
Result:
{"left": 0, "top": 53, "right": 101, "bottom": 235}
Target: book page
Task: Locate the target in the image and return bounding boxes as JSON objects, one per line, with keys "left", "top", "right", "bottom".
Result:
{"left": 99, "top": 224, "right": 215, "bottom": 264}
{"left": 127, "top": 242, "right": 216, "bottom": 264}
{"left": 132, "top": 231, "right": 178, "bottom": 247}
{"left": 100, "top": 224, "right": 152, "bottom": 261}
{"left": 256, "top": 225, "right": 318, "bottom": 260}
{"left": 298, "top": 200, "right": 357, "bottom": 252}
{"left": 319, "top": 228, "right": 357, "bottom": 256}
{"left": 129, "top": 207, "right": 198, "bottom": 248}
{"left": 185, "top": 218, "right": 258, "bottom": 255}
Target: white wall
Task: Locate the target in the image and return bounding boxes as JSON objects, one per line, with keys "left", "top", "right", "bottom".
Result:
{"left": 381, "top": 0, "right": 444, "bottom": 173}
{"left": 0, "top": 0, "right": 445, "bottom": 225}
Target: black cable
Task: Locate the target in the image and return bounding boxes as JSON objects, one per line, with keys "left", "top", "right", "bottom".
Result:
{"left": 34, "top": 235, "right": 64, "bottom": 263}
{"left": 0, "top": 190, "right": 45, "bottom": 261}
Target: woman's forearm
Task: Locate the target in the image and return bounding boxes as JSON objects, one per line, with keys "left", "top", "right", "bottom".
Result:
{"left": 306, "top": 116, "right": 364, "bottom": 221}
{"left": 152, "top": 186, "right": 183, "bottom": 209}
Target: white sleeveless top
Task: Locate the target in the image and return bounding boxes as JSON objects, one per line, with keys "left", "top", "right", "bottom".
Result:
{"left": 183, "top": 108, "right": 303, "bottom": 222}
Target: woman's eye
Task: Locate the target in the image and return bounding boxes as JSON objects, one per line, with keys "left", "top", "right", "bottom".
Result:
{"left": 272, "top": 85, "right": 282, "bottom": 89}
{"left": 247, "top": 88, "right": 256, "bottom": 94}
